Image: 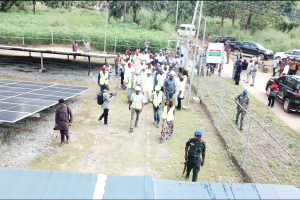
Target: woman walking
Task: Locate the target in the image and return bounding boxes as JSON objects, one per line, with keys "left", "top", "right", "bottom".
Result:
{"left": 268, "top": 80, "right": 279, "bottom": 108}
{"left": 160, "top": 99, "right": 175, "bottom": 143}
{"left": 72, "top": 41, "right": 78, "bottom": 60}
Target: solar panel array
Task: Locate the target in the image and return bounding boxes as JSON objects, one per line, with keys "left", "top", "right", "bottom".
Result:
{"left": 0, "top": 79, "right": 89, "bottom": 123}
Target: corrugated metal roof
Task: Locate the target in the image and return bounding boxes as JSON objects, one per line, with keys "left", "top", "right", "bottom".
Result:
{"left": 103, "top": 175, "right": 153, "bottom": 199}
{"left": 0, "top": 168, "right": 98, "bottom": 199}
{"left": 153, "top": 180, "right": 300, "bottom": 199}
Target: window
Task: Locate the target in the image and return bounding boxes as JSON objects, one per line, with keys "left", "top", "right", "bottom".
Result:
{"left": 229, "top": 37, "right": 234, "bottom": 41}
{"left": 256, "top": 43, "right": 265, "bottom": 49}
{"left": 186, "top": 28, "right": 190, "bottom": 31}
{"left": 250, "top": 43, "right": 258, "bottom": 49}
{"left": 243, "top": 42, "right": 250, "bottom": 48}
{"left": 285, "top": 50, "right": 294, "bottom": 55}
{"left": 278, "top": 76, "right": 286, "bottom": 84}
{"left": 180, "top": 27, "right": 186, "bottom": 30}
{"left": 294, "top": 51, "right": 300, "bottom": 55}
{"left": 192, "top": 28, "right": 195, "bottom": 31}
{"left": 218, "top": 38, "right": 224, "bottom": 42}
{"left": 285, "top": 78, "right": 297, "bottom": 90}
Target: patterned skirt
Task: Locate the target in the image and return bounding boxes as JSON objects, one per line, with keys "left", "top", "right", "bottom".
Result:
{"left": 161, "top": 119, "right": 174, "bottom": 142}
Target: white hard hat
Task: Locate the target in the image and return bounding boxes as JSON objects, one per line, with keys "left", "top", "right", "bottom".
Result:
{"left": 169, "top": 71, "right": 176, "bottom": 76}
{"left": 155, "top": 85, "right": 161, "bottom": 91}
{"left": 135, "top": 86, "right": 141, "bottom": 91}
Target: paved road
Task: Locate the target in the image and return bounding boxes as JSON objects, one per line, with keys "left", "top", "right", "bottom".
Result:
{"left": 221, "top": 56, "right": 300, "bottom": 135}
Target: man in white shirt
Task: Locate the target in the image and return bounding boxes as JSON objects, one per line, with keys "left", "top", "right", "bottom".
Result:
{"left": 151, "top": 85, "right": 163, "bottom": 128}
{"left": 156, "top": 68, "right": 166, "bottom": 92}
{"left": 176, "top": 77, "right": 185, "bottom": 111}
{"left": 133, "top": 50, "right": 141, "bottom": 75}
{"left": 246, "top": 60, "right": 253, "bottom": 83}
{"left": 250, "top": 61, "right": 258, "bottom": 86}
{"left": 157, "top": 53, "right": 166, "bottom": 66}
{"left": 144, "top": 71, "right": 154, "bottom": 104}
{"left": 172, "top": 55, "right": 179, "bottom": 72}
{"left": 175, "top": 73, "right": 182, "bottom": 107}
{"left": 124, "top": 62, "right": 135, "bottom": 81}
{"left": 179, "top": 54, "right": 185, "bottom": 73}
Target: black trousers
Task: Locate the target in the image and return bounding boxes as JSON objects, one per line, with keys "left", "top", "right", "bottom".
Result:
{"left": 99, "top": 109, "right": 109, "bottom": 124}
{"left": 60, "top": 130, "right": 69, "bottom": 143}
{"left": 268, "top": 96, "right": 275, "bottom": 107}
{"left": 121, "top": 72, "right": 124, "bottom": 86}
{"left": 273, "top": 68, "right": 276, "bottom": 76}
{"left": 177, "top": 97, "right": 182, "bottom": 110}
{"left": 235, "top": 73, "right": 240, "bottom": 85}
{"left": 289, "top": 70, "right": 296, "bottom": 75}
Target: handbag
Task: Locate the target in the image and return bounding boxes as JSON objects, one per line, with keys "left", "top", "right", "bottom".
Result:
{"left": 270, "top": 90, "right": 278, "bottom": 97}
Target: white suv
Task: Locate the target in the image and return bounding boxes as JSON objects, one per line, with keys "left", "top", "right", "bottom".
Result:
{"left": 274, "top": 49, "right": 300, "bottom": 60}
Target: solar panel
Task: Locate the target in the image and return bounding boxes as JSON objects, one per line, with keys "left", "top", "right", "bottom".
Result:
{"left": 0, "top": 79, "right": 89, "bottom": 123}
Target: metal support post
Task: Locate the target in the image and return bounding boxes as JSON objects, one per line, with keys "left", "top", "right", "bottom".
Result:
{"left": 241, "top": 115, "right": 255, "bottom": 169}
{"left": 201, "top": 64, "right": 207, "bottom": 100}
{"left": 22, "top": 30, "right": 24, "bottom": 46}
{"left": 88, "top": 56, "right": 91, "bottom": 75}
{"left": 196, "top": 17, "right": 207, "bottom": 97}
{"left": 175, "top": 1, "right": 179, "bottom": 26}
{"left": 186, "top": 1, "right": 203, "bottom": 109}
{"left": 68, "top": 55, "right": 69, "bottom": 60}
{"left": 104, "top": 4, "right": 108, "bottom": 53}
{"left": 29, "top": 52, "right": 31, "bottom": 57}
{"left": 114, "top": 37, "right": 116, "bottom": 53}
{"left": 216, "top": 88, "right": 224, "bottom": 127}
{"left": 83, "top": 34, "right": 84, "bottom": 45}
{"left": 188, "top": 1, "right": 199, "bottom": 42}
{"left": 51, "top": 31, "right": 53, "bottom": 45}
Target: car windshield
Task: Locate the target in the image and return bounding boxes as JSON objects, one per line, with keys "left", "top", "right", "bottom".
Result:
{"left": 256, "top": 43, "right": 264, "bottom": 49}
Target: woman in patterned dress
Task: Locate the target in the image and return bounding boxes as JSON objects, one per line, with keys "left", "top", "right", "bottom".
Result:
{"left": 161, "top": 99, "right": 176, "bottom": 143}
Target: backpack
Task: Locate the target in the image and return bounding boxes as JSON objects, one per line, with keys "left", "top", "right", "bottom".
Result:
{"left": 97, "top": 91, "right": 106, "bottom": 105}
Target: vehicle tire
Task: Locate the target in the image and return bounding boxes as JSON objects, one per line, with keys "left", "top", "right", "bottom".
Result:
{"left": 259, "top": 54, "right": 265, "bottom": 60}
{"left": 266, "top": 85, "right": 271, "bottom": 96}
{"left": 283, "top": 98, "right": 290, "bottom": 113}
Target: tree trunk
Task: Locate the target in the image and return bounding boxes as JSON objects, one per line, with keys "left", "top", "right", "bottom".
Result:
{"left": 123, "top": 1, "right": 126, "bottom": 23}
{"left": 246, "top": 11, "right": 252, "bottom": 30}
{"left": 133, "top": 6, "right": 137, "bottom": 23}
{"left": 69, "top": 1, "right": 71, "bottom": 9}
{"left": 33, "top": 0, "right": 35, "bottom": 13}
{"left": 221, "top": 11, "right": 225, "bottom": 27}
{"left": 232, "top": 11, "right": 235, "bottom": 27}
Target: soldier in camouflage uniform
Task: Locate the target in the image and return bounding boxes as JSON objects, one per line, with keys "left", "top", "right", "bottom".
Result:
{"left": 184, "top": 131, "right": 206, "bottom": 182}
{"left": 235, "top": 90, "right": 249, "bottom": 130}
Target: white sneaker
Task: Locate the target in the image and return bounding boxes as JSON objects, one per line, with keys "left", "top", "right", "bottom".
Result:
{"left": 98, "top": 119, "right": 102, "bottom": 123}
{"left": 104, "top": 124, "right": 110, "bottom": 126}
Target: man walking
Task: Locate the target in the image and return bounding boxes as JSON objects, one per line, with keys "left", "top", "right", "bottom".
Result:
{"left": 272, "top": 56, "right": 279, "bottom": 77}
{"left": 176, "top": 47, "right": 181, "bottom": 58}
{"left": 225, "top": 39, "right": 231, "bottom": 64}
{"left": 115, "top": 53, "right": 121, "bottom": 77}
{"left": 98, "top": 67, "right": 109, "bottom": 92}
{"left": 144, "top": 71, "right": 154, "bottom": 104}
{"left": 246, "top": 59, "right": 253, "bottom": 83}
{"left": 250, "top": 61, "right": 258, "bottom": 86}
{"left": 156, "top": 68, "right": 166, "bottom": 92}
{"left": 125, "top": 72, "right": 137, "bottom": 102}
{"left": 241, "top": 59, "right": 248, "bottom": 81}
{"left": 176, "top": 77, "right": 185, "bottom": 111}
{"left": 179, "top": 54, "right": 184, "bottom": 73}
{"left": 235, "top": 60, "right": 242, "bottom": 85}
{"left": 235, "top": 90, "right": 249, "bottom": 130}
{"left": 152, "top": 85, "right": 163, "bottom": 128}
{"left": 55, "top": 99, "right": 73, "bottom": 147}
{"left": 129, "top": 86, "right": 145, "bottom": 132}
{"left": 175, "top": 73, "right": 182, "bottom": 107}
{"left": 83, "top": 40, "right": 90, "bottom": 60}
{"left": 98, "top": 85, "right": 115, "bottom": 126}
{"left": 289, "top": 58, "right": 298, "bottom": 75}
{"left": 164, "top": 71, "right": 176, "bottom": 100}
{"left": 184, "top": 131, "right": 206, "bottom": 182}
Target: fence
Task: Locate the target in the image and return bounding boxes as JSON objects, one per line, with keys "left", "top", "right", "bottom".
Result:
{"left": 188, "top": 61, "right": 300, "bottom": 186}
{"left": 0, "top": 28, "right": 172, "bottom": 54}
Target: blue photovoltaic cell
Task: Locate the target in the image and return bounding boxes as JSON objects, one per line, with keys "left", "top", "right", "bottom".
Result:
{"left": 0, "top": 79, "right": 89, "bottom": 123}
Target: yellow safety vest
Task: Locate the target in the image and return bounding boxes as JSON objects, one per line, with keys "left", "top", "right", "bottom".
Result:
{"left": 144, "top": 77, "right": 153, "bottom": 91}
{"left": 153, "top": 91, "right": 162, "bottom": 107}
{"left": 162, "top": 105, "right": 175, "bottom": 121}
{"left": 100, "top": 71, "right": 109, "bottom": 85}
{"left": 132, "top": 94, "right": 143, "bottom": 109}
{"left": 127, "top": 76, "right": 137, "bottom": 89}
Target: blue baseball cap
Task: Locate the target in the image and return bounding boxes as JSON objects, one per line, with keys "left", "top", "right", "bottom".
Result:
{"left": 243, "top": 90, "right": 248, "bottom": 94}
{"left": 177, "top": 47, "right": 180, "bottom": 49}
{"left": 195, "top": 131, "right": 202, "bottom": 136}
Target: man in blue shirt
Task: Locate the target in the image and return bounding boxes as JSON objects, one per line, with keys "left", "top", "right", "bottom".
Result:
{"left": 272, "top": 57, "right": 279, "bottom": 77}
{"left": 163, "top": 71, "right": 176, "bottom": 100}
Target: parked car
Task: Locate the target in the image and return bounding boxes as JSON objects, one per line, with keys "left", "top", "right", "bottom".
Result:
{"left": 274, "top": 49, "right": 300, "bottom": 60}
{"left": 265, "top": 75, "right": 300, "bottom": 112}
{"left": 213, "top": 35, "right": 241, "bottom": 49}
{"left": 177, "top": 24, "right": 195, "bottom": 36}
{"left": 232, "top": 42, "right": 273, "bottom": 60}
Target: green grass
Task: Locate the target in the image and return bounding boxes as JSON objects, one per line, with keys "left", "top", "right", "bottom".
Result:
{"left": 191, "top": 72, "right": 300, "bottom": 186}
{"left": 0, "top": 6, "right": 175, "bottom": 52}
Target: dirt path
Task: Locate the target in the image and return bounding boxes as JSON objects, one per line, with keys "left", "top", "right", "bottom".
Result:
{"left": 222, "top": 55, "right": 300, "bottom": 135}
{"left": 0, "top": 46, "right": 243, "bottom": 182}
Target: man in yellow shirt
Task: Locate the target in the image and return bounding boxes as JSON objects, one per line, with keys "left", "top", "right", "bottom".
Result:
{"left": 129, "top": 86, "right": 145, "bottom": 132}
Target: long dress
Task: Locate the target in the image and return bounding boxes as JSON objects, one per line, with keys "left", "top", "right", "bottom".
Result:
{"left": 161, "top": 106, "right": 175, "bottom": 142}
{"left": 72, "top": 42, "right": 78, "bottom": 59}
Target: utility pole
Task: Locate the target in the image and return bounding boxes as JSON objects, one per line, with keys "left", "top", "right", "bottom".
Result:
{"left": 188, "top": 1, "right": 199, "bottom": 42}
{"left": 185, "top": 1, "right": 203, "bottom": 109}
{"left": 103, "top": 1, "right": 108, "bottom": 53}
{"left": 175, "top": 1, "right": 179, "bottom": 26}
{"left": 124, "top": 1, "right": 127, "bottom": 23}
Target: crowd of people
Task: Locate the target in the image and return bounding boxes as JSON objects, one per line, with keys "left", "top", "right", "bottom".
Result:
{"left": 97, "top": 46, "right": 190, "bottom": 143}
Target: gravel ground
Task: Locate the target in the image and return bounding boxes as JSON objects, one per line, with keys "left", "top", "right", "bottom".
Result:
{"left": 0, "top": 55, "right": 100, "bottom": 168}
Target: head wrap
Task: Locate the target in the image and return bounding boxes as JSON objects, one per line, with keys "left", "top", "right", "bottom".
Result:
{"left": 195, "top": 131, "right": 202, "bottom": 136}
